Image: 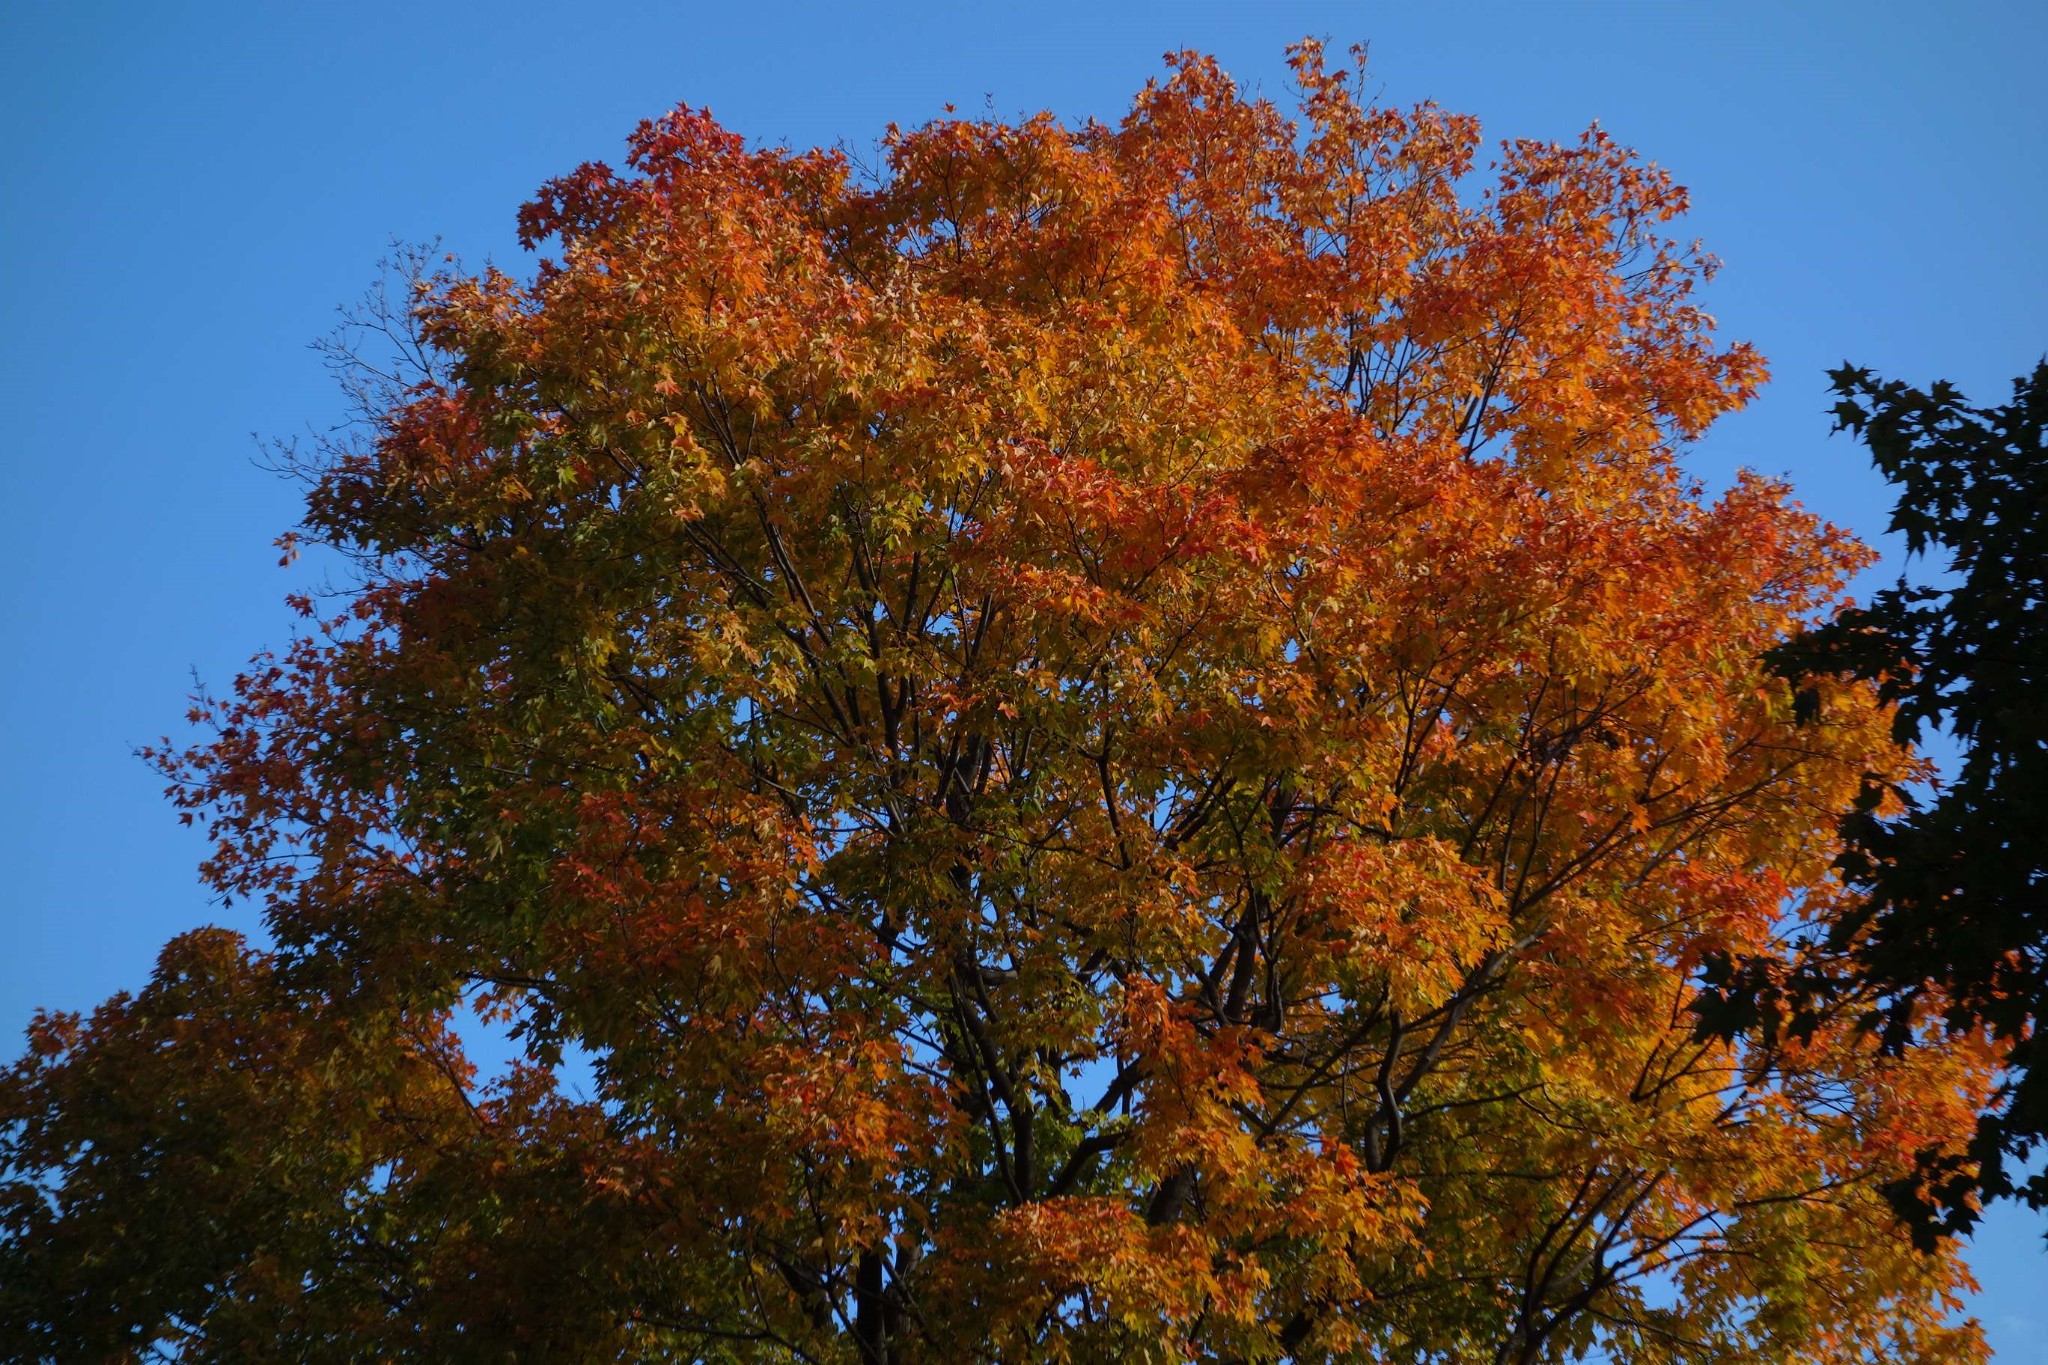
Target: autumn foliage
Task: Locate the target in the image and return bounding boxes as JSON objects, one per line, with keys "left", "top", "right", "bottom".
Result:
{"left": 0, "top": 45, "right": 2000, "bottom": 1363}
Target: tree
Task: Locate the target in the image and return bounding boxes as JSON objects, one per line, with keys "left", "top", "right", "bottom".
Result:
{"left": 1, "top": 45, "right": 1998, "bottom": 1363}
{"left": 1697, "top": 360, "right": 2048, "bottom": 1248}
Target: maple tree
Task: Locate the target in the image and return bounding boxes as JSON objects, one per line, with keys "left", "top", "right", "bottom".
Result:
{"left": 0, "top": 44, "right": 2003, "bottom": 1363}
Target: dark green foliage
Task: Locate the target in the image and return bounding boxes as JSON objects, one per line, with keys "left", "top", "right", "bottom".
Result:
{"left": 1697, "top": 359, "right": 2048, "bottom": 1248}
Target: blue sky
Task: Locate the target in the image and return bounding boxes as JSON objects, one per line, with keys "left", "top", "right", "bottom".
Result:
{"left": 3, "top": 1, "right": 2042, "bottom": 1353}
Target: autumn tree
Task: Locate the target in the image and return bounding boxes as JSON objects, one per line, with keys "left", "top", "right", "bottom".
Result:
{"left": 0, "top": 45, "right": 1999, "bottom": 1363}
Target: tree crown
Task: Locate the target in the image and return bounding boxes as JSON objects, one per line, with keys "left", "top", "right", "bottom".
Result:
{"left": 1, "top": 43, "right": 1998, "bottom": 1364}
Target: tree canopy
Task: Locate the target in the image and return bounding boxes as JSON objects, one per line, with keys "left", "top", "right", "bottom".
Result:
{"left": 1, "top": 45, "right": 1999, "bottom": 1363}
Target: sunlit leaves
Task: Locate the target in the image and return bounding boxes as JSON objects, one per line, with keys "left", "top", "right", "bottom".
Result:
{"left": 0, "top": 42, "right": 1995, "bottom": 1364}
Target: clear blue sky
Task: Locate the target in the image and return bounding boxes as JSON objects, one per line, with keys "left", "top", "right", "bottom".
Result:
{"left": 3, "top": 1, "right": 2042, "bottom": 1353}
